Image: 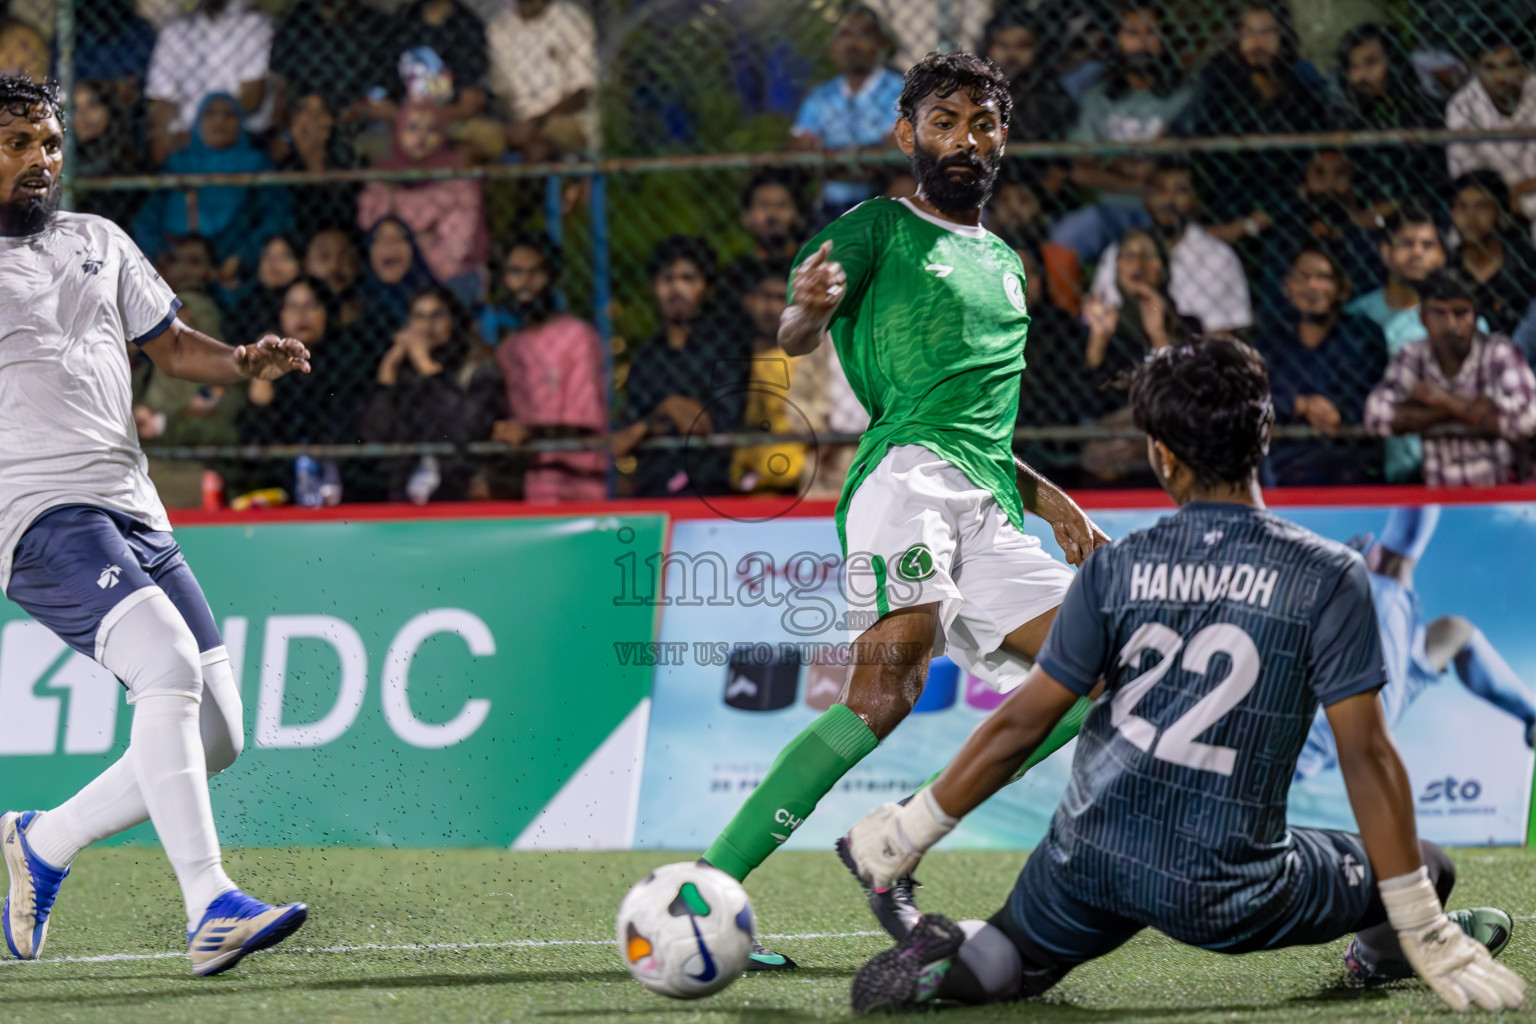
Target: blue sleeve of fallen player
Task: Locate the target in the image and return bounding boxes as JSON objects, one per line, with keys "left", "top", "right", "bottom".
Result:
{"left": 1307, "top": 556, "right": 1389, "bottom": 707}
{"left": 1034, "top": 547, "right": 1110, "bottom": 696}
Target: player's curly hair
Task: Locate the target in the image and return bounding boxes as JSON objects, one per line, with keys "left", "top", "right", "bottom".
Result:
{"left": 1130, "top": 339, "right": 1274, "bottom": 489}
{"left": 0, "top": 75, "right": 64, "bottom": 128}
{"left": 898, "top": 52, "right": 1012, "bottom": 130}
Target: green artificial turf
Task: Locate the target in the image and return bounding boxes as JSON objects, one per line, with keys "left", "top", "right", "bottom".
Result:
{"left": 1, "top": 846, "right": 1533, "bottom": 1023}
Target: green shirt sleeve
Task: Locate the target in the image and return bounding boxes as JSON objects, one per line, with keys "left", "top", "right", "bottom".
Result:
{"left": 788, "top": 199, "right": 888, "bottom": 315}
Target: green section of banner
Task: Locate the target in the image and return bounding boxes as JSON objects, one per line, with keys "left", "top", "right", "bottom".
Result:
{"left": 0, "top": 514, "right": 664, "bottom": 847}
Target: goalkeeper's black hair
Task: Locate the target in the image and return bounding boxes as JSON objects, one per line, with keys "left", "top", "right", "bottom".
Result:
{"left": 0, "top": 75, "right": 64, "bottom": 129}
{"left": 1130, "top": 339, "right": 1274, "bottom": 489}
{"left": 898, "top": 52, "right": 1012, "bottom": 130}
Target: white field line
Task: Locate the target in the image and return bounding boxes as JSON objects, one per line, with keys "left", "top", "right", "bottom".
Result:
{"left": 0, "top": 930, "right": 887, "bottom": 968}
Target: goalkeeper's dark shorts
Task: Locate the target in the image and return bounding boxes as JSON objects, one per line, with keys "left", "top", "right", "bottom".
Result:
{"left": 987, "top": 829, "right": 1452, "bottom": 994}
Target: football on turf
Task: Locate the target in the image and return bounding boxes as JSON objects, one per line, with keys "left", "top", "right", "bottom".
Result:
{"left": 616, "top": 862, "right": 755, "bottom": 998}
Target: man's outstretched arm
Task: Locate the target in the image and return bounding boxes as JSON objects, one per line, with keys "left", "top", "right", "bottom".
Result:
{"left": 779, "top": 240, "right": 843, "bottom": 357}
{"left": 1015, "top": 455, "right": 1111, "bottom": 566}
{"left": 139, "top": 318, "right": 311, "bottom": 384}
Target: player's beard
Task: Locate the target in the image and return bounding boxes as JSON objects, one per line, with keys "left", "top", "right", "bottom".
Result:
{"left": 0, "top": 177, "right": 60, "bottom": 237}
{"left": 911, "top": 140, "right": 1000, "bottom": 213}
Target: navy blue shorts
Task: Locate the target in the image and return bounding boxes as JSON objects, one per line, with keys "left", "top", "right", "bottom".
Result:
{"left": 6, "top": 505, "right": 221, "bottom": 661}
{"left": 993, "top": 828, "right": 1380, "bottom": 981}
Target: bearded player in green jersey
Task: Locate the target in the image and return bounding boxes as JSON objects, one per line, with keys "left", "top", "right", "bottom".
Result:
{"left": 701, "top": 52, "right": 1111, "bottom": 970}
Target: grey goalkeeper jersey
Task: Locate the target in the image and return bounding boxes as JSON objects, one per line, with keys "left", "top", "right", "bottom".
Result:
{"left": 0, "top": 212, "right": 180, "bottom": 592}
{"left": 1033, "top": 502, "right": 1387, "bottom": 947}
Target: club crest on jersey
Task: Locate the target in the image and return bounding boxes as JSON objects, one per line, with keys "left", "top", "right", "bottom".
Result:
{"left": 894, "top": 543, "right": 937, "bottom": 582}
{"left": 1003, "top": 272, "right": 1026, "bottom": 313}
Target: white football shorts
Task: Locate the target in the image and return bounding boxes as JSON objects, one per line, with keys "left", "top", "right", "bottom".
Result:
{"left": 842, "top": 444, "right": 1076, "bottom": 694}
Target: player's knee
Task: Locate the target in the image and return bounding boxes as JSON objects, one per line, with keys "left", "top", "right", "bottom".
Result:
{"left": 944, "top": 920, "right": 1024, "bottom": 1003}
{"left": 1421, "top": 840, "right": 1457, "bottom": 904}
{"left": 98, "top": 590, "right": 203, "bottom": 702}
{"left": 199, "top": 649, "right": 245, "bottom": 774}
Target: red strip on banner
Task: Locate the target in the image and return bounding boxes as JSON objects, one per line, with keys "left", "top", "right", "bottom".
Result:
{"left": 166, "top": 484, "right": 1536, "bottom": 527}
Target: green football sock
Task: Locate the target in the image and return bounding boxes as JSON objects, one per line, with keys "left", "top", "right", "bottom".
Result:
{"left": 703, "top": 703, "right": 879, "bottom": 882}
{"left": 914, "top": 694, "right": 1094, "bottom": 793}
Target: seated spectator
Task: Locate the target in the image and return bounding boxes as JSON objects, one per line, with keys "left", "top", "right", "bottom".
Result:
{"left": 360, "top": 285, "right": 503, "bottom": 503}
{"left": 790, "top": 6, "right": 904, "bottom": 221}
{"left": 241, "top": 276, "right": 372, "bottom": 449}
{"left": 491, "top": 236, "right": 607, "bottom": 503}
{"left": 1013, "top": 238, "right": 1093, "bottom": 479}
{"left": 1446, "top": 24, "right": 1536, "bottom": 232}
{"left": 0, "top": 17, "right": 47, "bottom": 82}
{"left": 272, "top": 93, "right": 361, "bottom": 230}
{"left": 1248, "top": 148, "right": 1381, "bottom": 308}
{"left": 145, "top": 0, "right": 273, "bottom": 166}
{"left": 155, "top": 234, "right": 225, "bottom": 342}
{"left": 729, "top": 259, "right": 805, "bottom": 494}
{"left": 72, "top": 78, "right": 145, "bottom": 225}
{"left": 358, "top": 216, "right": 437, "bottom": 339}
{"left": 1329, "top": 22, "right": 1445, "bottom": 206}
{"left": 1087, "top": 157, "right": 1253, "bottom": 334}
{"left": 866, "top": 0, "right": 990, "bottom": 74}
{"left": 226, "top": 233, "right": 301, "bottom": 348}
{"left": 270, "top": 0, "right": 393, "bottom": 124}
{"left": 73, "top": 0, "right": 158, "bottom": 102}
{"left": 488, "top": 0, "right": 598, "bottom": 160}
{"left": 1177, "top": 1, "right": 1326, "bottom": 224}
{"left": 1051, "top": 2, "right": 1192, "bottom": 264}
{"left": 358, "top": 102, "right": 488, "bottom": 303}
{"left": 1081, "top": 226, "right": 1199, "bottom": 415}
{"left": 613, "top": 235, "right": 748, "bottom": 497}
{"left": 1347, "top": 200, "right": 1452, "bottom": 352}
{"left": 987, "top": 167, "right": 1082, "bottom": 316}
{"left": 1257, "top": 243, "right": 1388, "bottom": 485}
{"left": 982, "top": 6, "right": 1076, "bottom": 143}
{"left": 304, "top": 226, "right": 364, "bottom": 327}
{"left": 352, "top": 0, "right": 490, "bottom": 156}
{"left": 1451, "top": 170, "right": 1536, "bottom": 336}
{"left": 133, "top": 93, "right": 293, "bottom": 278}
{"left": 1079, "top": 226, "right": 1200, "bottom": 486}
{"left": 1365, "top": 269, "right": 1536, "bottom": 485}
{"left": 721, "top": 170, "right": 807, "bottom": 306}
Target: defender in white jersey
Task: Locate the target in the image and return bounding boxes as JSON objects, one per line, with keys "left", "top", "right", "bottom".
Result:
{"left": 0, "top": 78, "right": 312, "bottom": 976}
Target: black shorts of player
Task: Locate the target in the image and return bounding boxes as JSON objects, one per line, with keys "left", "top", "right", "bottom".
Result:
{"left": 988, "top": 828, "right": 1455, "bottom": 997}
{"left": 7, "top": 504, "right": 223, "bottom": 660}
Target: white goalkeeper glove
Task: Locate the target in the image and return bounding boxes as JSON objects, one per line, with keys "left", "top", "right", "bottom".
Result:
{"left": 1381, "top": 867, "right": 1526, "bottom": 1012}
{"left": 846, "top": 789, "right": 958, "bottom": 891}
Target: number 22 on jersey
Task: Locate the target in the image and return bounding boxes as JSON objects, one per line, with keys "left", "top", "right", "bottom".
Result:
{"left": 1109, "top": 622, "right": 1261, "bottom": 777}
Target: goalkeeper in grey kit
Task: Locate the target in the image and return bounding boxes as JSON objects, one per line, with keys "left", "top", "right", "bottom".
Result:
{"left": 842, "top": 341, "right": 1526, "bottom": 1014}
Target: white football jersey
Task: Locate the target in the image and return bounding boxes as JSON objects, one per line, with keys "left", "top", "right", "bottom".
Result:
{"left": 0, "top": 212, "right": 179, "bottom": 592}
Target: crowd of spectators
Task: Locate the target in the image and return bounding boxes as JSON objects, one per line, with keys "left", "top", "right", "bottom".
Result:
{"left": 9, "top": 0, "right": 1536, "bottom": 502}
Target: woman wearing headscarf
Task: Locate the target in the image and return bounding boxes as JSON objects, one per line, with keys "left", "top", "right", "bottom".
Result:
{"left": 356, "top": 215, "right": 437, "bottom": 347}
{"left": 358, "top": 285, "right": 505, "bottom": 501}
{"left": 132, "top": 92, "right": 293, "bottom": 277}
{"left": 357, "top": 100, "right": 488, "bottom": 304}
{"left": 224, "top": 233, "right": 302, "bottom": 347}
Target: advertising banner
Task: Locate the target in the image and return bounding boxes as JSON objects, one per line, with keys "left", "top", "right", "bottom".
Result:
{"left": 636, "top": 503, "right": 1536, "bottom": 850}
{"left": 0, "top": 514, "right": 666, "bottom": 849}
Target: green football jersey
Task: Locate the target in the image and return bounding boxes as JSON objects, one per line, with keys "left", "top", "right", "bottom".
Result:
{"left": 790, "top": 196, "right": 1031, "bottom": 551}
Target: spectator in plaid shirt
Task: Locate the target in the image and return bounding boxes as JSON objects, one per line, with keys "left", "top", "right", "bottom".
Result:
{"left": 1365, "top": 269, "right": 1536, "bottom": 486}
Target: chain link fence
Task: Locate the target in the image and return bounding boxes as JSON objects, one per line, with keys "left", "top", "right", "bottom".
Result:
{"left": 7, "top": 0, "right": 1536, "bottom": 504}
